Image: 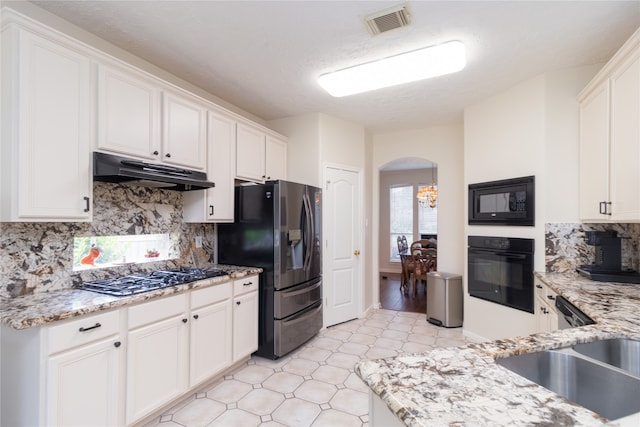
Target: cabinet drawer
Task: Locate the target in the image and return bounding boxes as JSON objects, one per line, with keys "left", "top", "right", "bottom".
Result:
{"left": 190, "top": 281, "right": 232, "bottom": 309}
{"left": 234, "top": 274, "right": 259, "bottom": 296}
{"left": 128, "top": 293, "right": 187, "bottom": 329}
{"left": 47, "top": 310, "right": 120, "bottom": 355}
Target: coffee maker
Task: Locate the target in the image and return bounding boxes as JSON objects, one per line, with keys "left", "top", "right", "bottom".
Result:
{"left": 577, "top": 230, "right": 640, "bottom": 283}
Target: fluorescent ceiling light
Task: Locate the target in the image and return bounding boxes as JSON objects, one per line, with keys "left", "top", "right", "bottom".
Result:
{"left": 318, "top": 40, "right": 466, "bottom": 97}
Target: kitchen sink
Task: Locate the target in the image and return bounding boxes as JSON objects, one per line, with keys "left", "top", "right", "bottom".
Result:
{"left": 496, "top": 348, "right": 640, "bottom": 420}
{"left": 572, "top": 338, "right": 640, "bottom": 377}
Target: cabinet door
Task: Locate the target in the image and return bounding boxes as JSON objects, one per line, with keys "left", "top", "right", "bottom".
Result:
{"left": 206, "top": 111, "right": 236, "bottom": 221}
{"left": 579, "top": 80, "right": 611, "bottom": 221}
{"left": 610, "top": 54, "right": 640, "bottom": 221}
{"left": 265, "top": 135, "right": 287, "bottom": 181}
{"left": 97, "top": 64, "right": 161, "bottom": 159}
{"left": 9, "top": 29, "right": 92, "bottom": 221}
{"left": 535, "top": 295, "right": 550, "bottom": 333}
{"left": 126, "top": 315, "right": 188, "bottom": 424}
{"left": 190, "top": 299, "right": 233, "bottom": 387}
{"left": 236, "top": 122, "right": 266, "bottom": 181}
{"left": 183, "top": 110, "right": 235, "bottom": 222}
{"left": 232, "top": 291, "right": 259, "bottom": 361}
{"left": 162, "top": 90, "right": 207, "bottom": 170}
{"left": 47, "top": 337, "right": 122, "bottom": 426}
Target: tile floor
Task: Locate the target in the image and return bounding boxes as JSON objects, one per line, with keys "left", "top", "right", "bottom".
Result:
{"left": 144, "top": 309, "right": 469, "bottom": 427}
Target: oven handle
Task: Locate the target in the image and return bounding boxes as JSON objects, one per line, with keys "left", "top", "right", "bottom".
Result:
{"left": 468, "top": 249, "right": 528, "bottom": 260}
{"left": 280, "top": 279, "right": 322, "bottom": 298}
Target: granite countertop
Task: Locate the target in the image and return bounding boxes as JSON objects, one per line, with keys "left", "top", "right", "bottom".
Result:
{"left": 0, "top": 264, "right": 262, "bottom": 330}
{"left": 356, "top": 272, "right": 640, "bottom": 426}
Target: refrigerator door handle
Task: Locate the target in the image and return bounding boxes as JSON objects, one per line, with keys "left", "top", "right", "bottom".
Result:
{"left": 302, "top": 192, "right": 314, "bottom": 272}
{"left": 280, "top": 279, "right": 322, "bottom": 298}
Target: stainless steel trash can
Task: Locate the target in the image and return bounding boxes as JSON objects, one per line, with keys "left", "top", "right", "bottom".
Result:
{"left": 426, "top": 272, "right": 463, "bottom": 327}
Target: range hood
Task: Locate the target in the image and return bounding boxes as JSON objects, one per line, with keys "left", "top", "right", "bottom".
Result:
{"left": 93, "top": 152, "right": 215, "bottom": 191}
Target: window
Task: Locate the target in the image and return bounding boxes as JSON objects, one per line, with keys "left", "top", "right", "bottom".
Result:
{"left": 73, "top": 233, "right": 175, "bottom": 271}
{"left": 390, "top": 185, "right": 413, "bottom": 262}
{"left": 389, "top": 184, "right": 438, "bottom": 262}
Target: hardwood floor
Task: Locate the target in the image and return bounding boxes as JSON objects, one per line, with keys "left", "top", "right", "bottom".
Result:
{"left": 379, "top": 272, "right": 427, "bottom": 314}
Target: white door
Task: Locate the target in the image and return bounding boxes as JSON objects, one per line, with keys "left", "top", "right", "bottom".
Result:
{"left": 324, "top": 166, "right": 362, "bottom": 327}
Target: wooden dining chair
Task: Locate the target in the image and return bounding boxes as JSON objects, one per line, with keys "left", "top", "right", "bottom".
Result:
{"left": 397, "top": 235, "right": 413, "bottom": 294}
{"left": 411, "top": 246, "right": 437, "bottom": 297}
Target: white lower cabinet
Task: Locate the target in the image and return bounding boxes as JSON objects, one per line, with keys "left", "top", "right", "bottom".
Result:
{"left": 232, "top": 275, "right": 259, "bottom": 361}
{"left": 46, "top": 310, "right": 123, "bottom": 427}
{"left": 535, "top": 279, "right": 559, "bottom": 333}
{"left": 126, "top": 293, "right": 189, "bottom": 424}
{"left": 0, "top": 278, "right": 259, "bottom": 426}
{"left": 47, "top": 336, "right": 122, "bottom": 426}
{"left": 189, "top": 282, "right": 233, "bottom": 387}
{"left": 0, "top": 310, "right": 124, "bottom": 426}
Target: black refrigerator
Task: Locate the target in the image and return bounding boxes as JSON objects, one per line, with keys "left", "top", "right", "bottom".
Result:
{"left": 218, "top": 180, "right": 322, "bottom": 359}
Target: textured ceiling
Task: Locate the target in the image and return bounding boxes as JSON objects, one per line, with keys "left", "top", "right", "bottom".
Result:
{"left": 20, "top": 0, "right": 640, "bottom": 132}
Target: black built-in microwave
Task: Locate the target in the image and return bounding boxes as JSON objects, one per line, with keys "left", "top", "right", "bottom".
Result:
{"left": 468, "top": 176, "right": 534, "bottom": 226}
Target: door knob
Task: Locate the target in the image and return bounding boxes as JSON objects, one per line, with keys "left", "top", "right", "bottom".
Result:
{"left": 353, "top": 250, "right": 360, "bottom": 256}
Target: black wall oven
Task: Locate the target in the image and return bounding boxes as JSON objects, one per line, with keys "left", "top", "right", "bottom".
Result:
{"left": 467, "top": 236, "right": 534, "bottom": 313}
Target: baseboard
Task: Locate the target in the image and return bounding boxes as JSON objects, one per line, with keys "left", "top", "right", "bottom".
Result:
{"left": 462, "top": 328, "right": 489, "bottom": 343}
{"left": 361, "top": 303, "right": 380, "bottom": 318}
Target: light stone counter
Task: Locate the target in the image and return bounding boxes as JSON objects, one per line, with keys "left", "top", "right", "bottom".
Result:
{"left": 0, "top": 264, "right": 262, "bottom": 330}
{"left": 356, "top": 272, "right": 640, "bottom": 426}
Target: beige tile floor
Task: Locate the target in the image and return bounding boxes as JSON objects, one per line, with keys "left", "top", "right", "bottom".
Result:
{"left": 144, "top": 309, "right": 469, "bottom": 427}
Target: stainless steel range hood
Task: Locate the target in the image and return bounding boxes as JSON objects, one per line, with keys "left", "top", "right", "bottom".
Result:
{"left": 93, "top": 152, "right": 215, "bottom": 191}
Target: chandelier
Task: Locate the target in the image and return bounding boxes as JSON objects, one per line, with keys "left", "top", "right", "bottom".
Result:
{"left": 417, "top": 167, "right": 438, "bottom": 208}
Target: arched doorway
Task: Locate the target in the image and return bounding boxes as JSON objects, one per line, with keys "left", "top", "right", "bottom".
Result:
{"left": 378, "top": 157, "right": 438, "bottom": 313}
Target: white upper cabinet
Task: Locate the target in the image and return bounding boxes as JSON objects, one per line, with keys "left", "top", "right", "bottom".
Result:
{"left": 266, "top": 135, "right": 288, "bottom": 182}
{"left": 578, "top": 29, "right": 640, "bottom": 222}
{"left": 609, "top": 53, "right": 640, "bottom": 221}
{"left": 236, "top": 122, "right": 287, "bottom": 183}
{"left": 2, "top": 8, "right": 286, "bottom": 224}
{"left": 236, "top": 122, "right": 267, "bottom": 181}
{"left": 579, "top": 80, "right": 610, "bottom": 221}
{"left": 97, "top": 63, "right": 161, "bottom": 160}
{"left": 1, "top": 24, "right": 92, "bottom": 222}
{"left": 162, "top": 89, "right": 208, "bottom": 170}
{"left": 97, "top": 62, "right": 207, "bottom": 171}
{"left": 183, "top": 109, "right": 236, "bottom": 222}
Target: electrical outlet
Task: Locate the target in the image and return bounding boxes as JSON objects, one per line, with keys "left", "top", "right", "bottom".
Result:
{"left": 195, "top": 236, "right": 203, "bottom": 248}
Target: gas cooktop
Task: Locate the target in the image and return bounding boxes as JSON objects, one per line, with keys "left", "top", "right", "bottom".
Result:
{"left": 77, "top": 268, "right": 227, "bottom": 296}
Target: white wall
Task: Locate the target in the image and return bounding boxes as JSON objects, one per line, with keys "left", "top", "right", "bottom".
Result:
{"left": 544, "top": 64, "right": 603, "bottom": 222}
{"left": 371, "top": 125, "right": 464, "bottom": 311}
{"left": 318, "top": 114, "right": 366, "bottom": 169}
{"left": 463, "top": 65, "right": 600, "bottom": 341}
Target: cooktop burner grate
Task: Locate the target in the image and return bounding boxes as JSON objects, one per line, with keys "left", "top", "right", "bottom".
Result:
{"left": 77, "top": 268, "right": 226, "bottom": 296}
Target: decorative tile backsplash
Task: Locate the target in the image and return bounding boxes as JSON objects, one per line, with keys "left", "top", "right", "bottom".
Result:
{"left": 0, "top": 182, "right": 216, "bottom": 298}
{"left": 545, "top": 223, "right": 640, "bottom": 273}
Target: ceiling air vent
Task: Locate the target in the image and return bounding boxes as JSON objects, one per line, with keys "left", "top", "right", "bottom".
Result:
{"left": 365, "top": 4, "right": 411, "bottom": 35}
